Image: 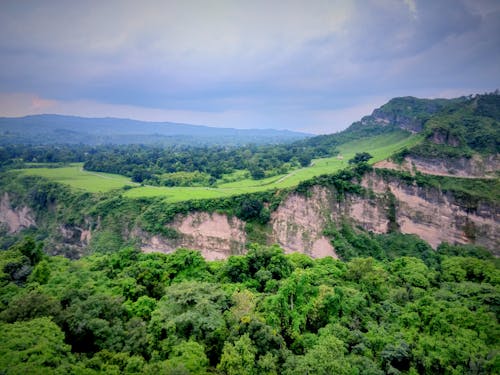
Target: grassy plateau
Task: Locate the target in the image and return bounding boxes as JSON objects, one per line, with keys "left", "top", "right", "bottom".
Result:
{"left": 19, "top": 163, "right": 136, "bottom": 193}
{"left": 17, "top": 132, "right": 419, "bottom": 201}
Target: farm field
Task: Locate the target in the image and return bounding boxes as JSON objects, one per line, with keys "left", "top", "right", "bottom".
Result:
{"left": 216, "top": 130, "right": 420, "bottom": 189}
{"left": 17, "top": 132, "right": 419, "bottom": 200}
{"left": 19, "top": 163, "right": 136, "bottom": 193}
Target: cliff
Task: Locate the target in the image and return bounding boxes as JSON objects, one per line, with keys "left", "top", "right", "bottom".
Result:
{"left": 0, "top": 193, "right": 36, "bottom": 233}
{"left": 375, "top": 154, "right": 499, "bottom": 179}
{"left": 136, "top": 171, "right": 499, "bottom": 258}
{"left": 1, "top": 171, "right": 497, "bottom": 259}
{"left": 139, "top": 212, "right": 246, "bottom": 261}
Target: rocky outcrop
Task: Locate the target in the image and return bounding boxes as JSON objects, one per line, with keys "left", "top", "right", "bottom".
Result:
{"left": 268, "top": 186, "right": 391, "bottom": 258}
{"left": 429, "top": 130, "right": 461, "bottom": 147}
{"left": 361, "top": 172, "right": 499, "bottom": 252}
{"left": 139, "top": 212, "right": 247, "bottom": 260}
{"left": 0, "top": 193, "right": 36, "bottom": 233}
{"left": 58, "top": 224, "right": 92, "bottom": 244}
{"left": 375, "top": 154, "right": 499, "bottom": 178}
{"left": 269, "top": 187, "right": 338, "bottom": 258}
{"left": 41, "top": 223, "right": 94, "bottom": 259}
{"left": 136, "top": 172, "right": 498, "bottom": 259}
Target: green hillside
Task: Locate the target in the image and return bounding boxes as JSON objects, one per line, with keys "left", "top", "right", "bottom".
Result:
{"left": 1, "top": 92, "right": 498, "bottom": 373}
{"left": 16, "top": 131, "right": 418, "bottom": 201}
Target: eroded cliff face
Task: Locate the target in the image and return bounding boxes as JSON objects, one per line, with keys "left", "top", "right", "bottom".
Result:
{"left": 138, "top": 172, "right": 498, "bottom": 259}
{"left": 48, "top": 224, "right": 93, "bottom": 259}
{"left": 0, "top": 193, "right": 36, "bottom": 233}
{"left": 361, "top": 172, "right": 499, "bottom": 252}
{"left": 0, "top": 192, "right": 94, "bottom": 258}
{"left": 139, "top": 212, "right": 247, "bottom": 260}
{"left": 269, "top": 187, "right": 338, "bottom": 258}
{"left": 375, "top": 154, "right": 499, "bottom": 178}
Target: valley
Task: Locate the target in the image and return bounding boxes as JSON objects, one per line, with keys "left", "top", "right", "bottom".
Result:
{"left": 2, "top": 2, "right": 499, "bottom": 373}
{"left": 0, "top": 93, "right": 498, "bottom": 375}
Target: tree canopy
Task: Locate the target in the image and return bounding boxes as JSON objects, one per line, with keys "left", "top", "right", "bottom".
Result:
{"left": 0, "top": 238, "right": 498, "bottom": 374}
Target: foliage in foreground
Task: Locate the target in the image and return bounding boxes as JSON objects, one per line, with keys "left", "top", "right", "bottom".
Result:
{"left": 0, "top": 237, "right": 499, "bottom": 374}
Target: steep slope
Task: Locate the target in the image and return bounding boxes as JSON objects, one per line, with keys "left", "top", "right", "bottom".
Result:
{"left": 297, "top": 92, "right": 498, "bottom": 167}
{"left": 3, "top": 166, "right": 497, "bottom": 259}
{"left": 136, "top": 170, "right": 498, "bottom": 258}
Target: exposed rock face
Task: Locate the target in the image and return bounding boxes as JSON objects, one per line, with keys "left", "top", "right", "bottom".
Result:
{"left": 137, "top": 172, "right": 498, "bottom": 259}
{"left": 429, "top": 130, "right": 461, "bottom": 147}
{"left": 140, "top": 212, "right": 247, "bottom": 260}
{"left": 58, "top": 224, "right": 92, "bottom": 244}
{"left": 269, "top": 187, "right": 338, "bottom": 258}
{"left": 41, "top": 223, "right": 94, "bottom": 259}
{"left": 362, "top": 172, "right": 499, "bottom": 252}
{"left": 370, "top": 111, "right": 423, "bottom": 132}
{"left": 268, "top": 186, "right": 392, "bottom": 258}
{"left": 375, "top": 154, "right": 500, "bottom": 178}
{"left": 0, "top": 193, "right": 36, "bottom": 233}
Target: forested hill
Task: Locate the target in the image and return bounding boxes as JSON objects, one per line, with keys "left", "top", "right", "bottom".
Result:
{"left": 0, "top": 114, "right": 312, "bottom": 146}
{"left": 296, "top": 92, "right": 500, "bottom": 157}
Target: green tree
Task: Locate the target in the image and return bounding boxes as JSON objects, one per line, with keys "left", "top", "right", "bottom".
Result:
{"left": 0, "top": 290, "right": 61, "bottom": 323}
{"left": 389, "top": 256, "right": 432, "bottom": 288}
{"left": 64, "top": 293, "right": 127, "bottom": 353}
{"left": 0, "top": 317, "right": 73, "bottom": 373}
{"left": 237, "top": 198, "right": 264, "bottom": 221}
{"left": 148, "top": 281, "right": 230, "bottom": 362}
{"left": 348, "top": 152, "right": 373, "bottom": 164}
{"left": 284, "top": 334, "right": 351, "bottom": 375}
{"left": 165, "top": 340, "right": 209, "bottom": 374}
{"left": 217, "top": 334, "right": 257, "bottom": 375}
{"left": 264, "top": 269, "right": 318, "bottom": 342}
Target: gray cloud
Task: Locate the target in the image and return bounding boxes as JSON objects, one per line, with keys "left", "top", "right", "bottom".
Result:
{"left": 0, "top": 0, "right": 499, "bottom": 133}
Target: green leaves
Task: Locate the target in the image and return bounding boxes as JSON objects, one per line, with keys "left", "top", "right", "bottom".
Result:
{"left": 0, "top": 236, "right": 498, "bottom": 374}
{"left": 218, "top": 334, "right": 257, "bottom": 375}
{"left": 148, "top": 281, "right": 230, "bottom": 361}
{"left": 0, "top": 317, "right": 72, "bottom": 372}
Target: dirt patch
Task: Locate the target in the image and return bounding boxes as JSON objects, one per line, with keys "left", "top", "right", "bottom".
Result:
{"left": 311, "top": 237, "right": 337, "bottom": 258}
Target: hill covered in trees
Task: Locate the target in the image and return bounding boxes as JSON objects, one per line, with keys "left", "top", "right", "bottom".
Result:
{"left": 295, "top": 92, "right": 499, "bottom": 158}
{"left": 0, "top": 114, "right": 312, "bottom": 147}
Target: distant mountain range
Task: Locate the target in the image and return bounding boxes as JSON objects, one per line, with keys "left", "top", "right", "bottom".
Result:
{"left": 0, "top": 114, "right": 313, "bottom": 146}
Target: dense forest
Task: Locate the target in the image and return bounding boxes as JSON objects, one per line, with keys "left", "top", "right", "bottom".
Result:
{"left": 1, "top": 237, "right": 498, "bottom": 374}
{"left": 0, "top": 139, "right": 323, "bottom": 184}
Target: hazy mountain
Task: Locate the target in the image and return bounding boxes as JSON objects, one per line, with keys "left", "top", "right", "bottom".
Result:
{"left": 0, "top": 114, "right": 312, "bottom": 146}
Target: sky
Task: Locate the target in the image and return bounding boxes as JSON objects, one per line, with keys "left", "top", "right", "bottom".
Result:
{"left": 0, "top": 0, "right": 499, "bottom": 134}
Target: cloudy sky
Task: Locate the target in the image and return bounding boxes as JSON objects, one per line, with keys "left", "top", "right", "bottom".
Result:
{"left": 0, "top": 0, "right": 499, "bottom": 133}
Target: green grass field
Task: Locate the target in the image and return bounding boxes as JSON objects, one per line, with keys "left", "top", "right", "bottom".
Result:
{"left": 19, "top": 163, "right": 136, "bottom": 193}
{"left": 17, "top": 132, "right": 420, "bottom": 200}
